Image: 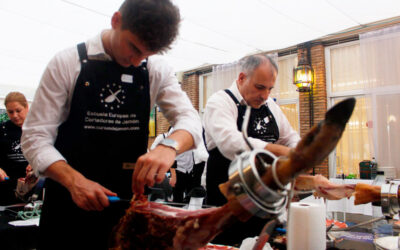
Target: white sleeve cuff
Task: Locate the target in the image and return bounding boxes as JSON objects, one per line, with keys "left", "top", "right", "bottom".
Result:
{"left": 173, "top": 121, "right": 203, "bottom": 149}
{"left": 31, "top": 147, "right": 66, "bottom": 176}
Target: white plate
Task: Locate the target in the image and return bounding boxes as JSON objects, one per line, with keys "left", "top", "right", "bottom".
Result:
{"left": 375, "top": 236, "right": 399, "bottom": 250}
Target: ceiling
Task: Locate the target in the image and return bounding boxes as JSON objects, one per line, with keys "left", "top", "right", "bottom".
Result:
{"left": 1, "top": 0, "right": 400, "bottom": 100}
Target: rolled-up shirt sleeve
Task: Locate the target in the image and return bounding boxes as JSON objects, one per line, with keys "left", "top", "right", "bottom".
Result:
{"left": 148, "top": 56, "right": 202, "bottom": 148}
{"left": 22, "top": 49, "right": 78, "bottom": 176}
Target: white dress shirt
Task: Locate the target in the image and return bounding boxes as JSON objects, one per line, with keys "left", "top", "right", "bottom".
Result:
{"left": 193, "top": 141, "right": 209, "bottom": 164}
{"left": 175, "top": 150, "right": 194, "bottom": 173}
{"left": 203, "top": 81, "right": 300, "bottom": 161}
{"left": 22, "top": 32, "right": 202, "bottom": 175}
{"left": 150, "top": 127, "right": 205, "bottom": 173}
{"left": 150, "top": 133, "right": 165, "bottom": 151}
{"left": 150, "top": 129, "right": 173, "bottom": 151}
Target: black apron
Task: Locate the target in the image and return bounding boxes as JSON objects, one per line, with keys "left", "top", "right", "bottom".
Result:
{"left": 206, "top": 89, "right": 279, "bottom": 206}
{"left": 38, "top": 43, "right": 150, "bottom": 250}
{"left": 206, "top": 89, "right": 279, "bottom": 246}
{"left": 0, "top": 120, "right": 28, "bottom": 178}
{"left": 0, "top": 120, "right": 28, "bottom": 205}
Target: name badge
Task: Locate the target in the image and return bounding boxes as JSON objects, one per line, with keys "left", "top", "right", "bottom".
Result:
{"left": 122, "top": 162, "right": 135, "bottom": 170}
{"left": 121, "top": 74, "right": 133, "bottom": 84}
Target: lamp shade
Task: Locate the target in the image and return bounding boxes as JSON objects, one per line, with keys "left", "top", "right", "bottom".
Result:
{"left": 293, "top": 64, "right": 314, "bottom": 92}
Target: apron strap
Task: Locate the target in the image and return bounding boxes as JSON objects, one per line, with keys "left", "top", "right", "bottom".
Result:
{"left": 224, "top": 89, "right": 240, "bottom": 106}
{"left": 77, "top": 43, "right": 88, "bottom": 65}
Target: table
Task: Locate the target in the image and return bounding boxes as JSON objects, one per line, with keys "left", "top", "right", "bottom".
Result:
{"left": 0, "top": 205, "right": 39, "bottom": 250}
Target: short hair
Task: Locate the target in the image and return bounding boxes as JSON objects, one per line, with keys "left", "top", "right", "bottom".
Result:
{"left": 240, "top": 55, "right": 278, "bottom": 77}
{"left": 4, "top": 92, "right": 28, "bottom": 108}
{"left": 119, "top": 0, "right": 180, "bottom": 53}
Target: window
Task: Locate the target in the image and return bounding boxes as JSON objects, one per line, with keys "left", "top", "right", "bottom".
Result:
{"left": 273, "top": 54, "right": 298, "bottom": 100}
{"left": 359, "top": 25, "right": 400, "bottom": 178}
{"left": 199, "top": 73, "right": 212, "bottom": 115}
{"left": 280, "top": 103, "right": 299, "bottom": 134}
{"left": 326, "top": 41, "right": 371, "bottom": 178}
{"left": 272, "top": 54, "right": 300, "bottom": 132}
{"left": 332, "top": 96, "right": 371, "bottom": 177}
{"left": 374, "top": 93, "right": 400, "bottom": 170}
{"left": 330, "top": 43, "right": 364, "bottom": 92}
{"left": 327, "top": 24, "right": 400, "bottom": 178}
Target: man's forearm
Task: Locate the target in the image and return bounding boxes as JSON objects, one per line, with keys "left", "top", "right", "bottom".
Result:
{"left": 44, "top": 160, "right": 83, "bottom": 190}
{"left": 168, "top": 129, "right": 195, "bottom": 154}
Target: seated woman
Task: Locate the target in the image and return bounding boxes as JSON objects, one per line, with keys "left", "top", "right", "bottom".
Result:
{"left": 0, "top": 92, "right": 36, "bottom": 205}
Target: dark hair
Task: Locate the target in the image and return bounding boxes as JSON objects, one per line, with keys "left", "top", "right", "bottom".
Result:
{"left": 240, "top": 55, "right": 278, "bottom": 77}
{"left": 5, "top": 92, "right": 28, "bottom": 108}
{"left": 119, "top": 0, "right": 180, "bottom": 53}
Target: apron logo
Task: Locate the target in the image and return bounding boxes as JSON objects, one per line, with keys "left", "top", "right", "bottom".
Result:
{"left": 121, "top": 74, "right": 133, "bottom": 84}
{"left": 11, "top": 141, "right": 22, "bottom": 154}
{"left": 122, "top": 162, "right": 136, "bottom": 170}
{"left": 100, "top": 83, "right": 126, "bottom": 110}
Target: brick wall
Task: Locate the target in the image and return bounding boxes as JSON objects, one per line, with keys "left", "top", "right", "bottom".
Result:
{"left": 182, "top": 73, "right": 200, "bottom": 111}
{"left": 298, "top": 43, "right": 329, "bottom": 177}
{"left": 156, "top": 109, "right": 169, "bottom": 135}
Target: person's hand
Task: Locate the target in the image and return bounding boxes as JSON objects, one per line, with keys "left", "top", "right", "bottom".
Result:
{"left": 132, "top": 145, "right": 176, "bottom": 194}
{"left": 25, "top": 164, "right": 38, "bottom": 184}
{"left": 67, "top": 173, "right": 117, "bottom": 211}
{"left": 295, "top": 174, "right": 355, "bottom": 200}
{"left": 44, "top": 160, "right": 117, "bottom": 211}
{"left": 312, "top": 175, "right": 355, "bottom": 200}
{"left": 265, "top": 144, "right": 291, "bottom": 157}
{"left": 26, "top": 164, "right": 33, "bottom": 174}
{"left": 0, "top": 168, "right": 9, "bottom": 181}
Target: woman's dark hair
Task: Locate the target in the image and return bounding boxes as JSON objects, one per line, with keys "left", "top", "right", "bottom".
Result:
{"left": 119, "top": 0, "right": 180, "bottom": 53}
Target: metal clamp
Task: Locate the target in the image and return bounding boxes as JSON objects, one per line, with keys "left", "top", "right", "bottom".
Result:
{"left": 226, "top": 149, "right": 288, "bottom": 218}
{"left": 381, "top": 182, "right": 400, "bottom": 217}
{"left": 225, "top": 105, "right": 288, "bottom": 218}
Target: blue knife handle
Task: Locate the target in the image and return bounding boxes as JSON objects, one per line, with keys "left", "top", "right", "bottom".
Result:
{"left": 107, "top": 196, "right": 121, "bottom": 203}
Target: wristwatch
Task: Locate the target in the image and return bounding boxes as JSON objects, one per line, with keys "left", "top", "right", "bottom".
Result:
{"left": 159, "top": 138, "right": 179, "bottom": 153}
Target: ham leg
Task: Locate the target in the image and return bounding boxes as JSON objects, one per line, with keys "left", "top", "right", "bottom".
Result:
{"left": 110, "top": 195, "right": 236, "bottom": 250}
{"left": 111, "top": 98, "right": 356, "bottom": 250}
{"left": 354, "top": 183, "right": 395, "bottom": 205}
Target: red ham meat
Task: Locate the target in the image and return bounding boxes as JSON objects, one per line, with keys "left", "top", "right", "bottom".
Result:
{"left": 111, "top": 98, "right": 356, "bottom": 250}
{"left": 111, "top": 195, "right": 238, "bottom": 250}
